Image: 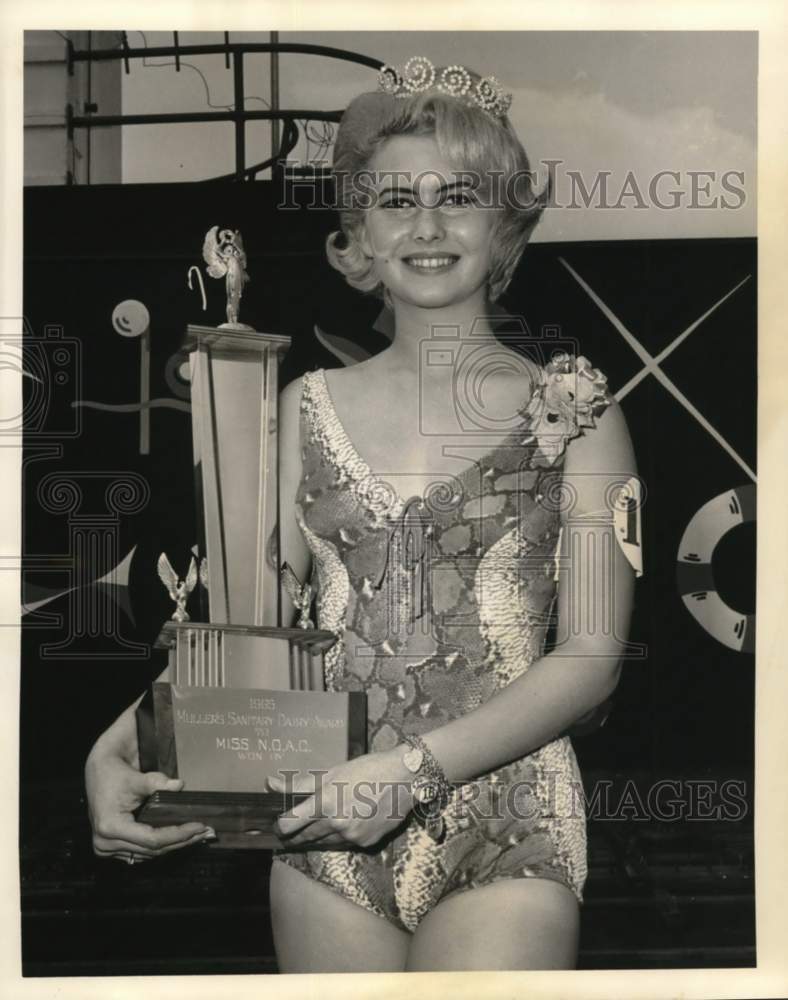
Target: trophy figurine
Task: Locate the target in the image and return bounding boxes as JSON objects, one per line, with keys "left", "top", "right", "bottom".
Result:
{"left": 202, "top": 226, "right": 252, "bottom": 330}
{"left": 157, "top": 553, "right": 198, "bottom": 623}
{"left": 135, "top": 231, "right": 366, "bottom": 848}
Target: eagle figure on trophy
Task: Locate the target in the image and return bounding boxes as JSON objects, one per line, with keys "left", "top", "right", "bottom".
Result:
{"left": 202, "top": 225, "right": 251, "bottom": 329}
{"left": 157, "top": 553, "right": 199, "bottom": 623}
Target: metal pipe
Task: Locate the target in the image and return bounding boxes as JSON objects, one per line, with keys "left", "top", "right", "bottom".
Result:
{"left": 69, "top": 41, "right": 382, "bottom": 70}
{"left": 86, "top": 31, "right": 92, "bottom": 184}
{"left": 201, "top": 117, "right": 301, "bottom": 183}
{"left": 65, "top": 39, "right": 380, "bottom": 181}
{"left": 270, "top": 31, "right": 280, "bottom": 172}
{"left": 234, "top": 50, "right": 245, "bottom": 181}
{"left": 68, "top": 109, "right": 343, "bottom": 129}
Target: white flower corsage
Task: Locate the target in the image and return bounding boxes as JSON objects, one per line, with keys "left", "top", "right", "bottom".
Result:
{"left": 520, "top": 352, "right": 612, "bottom": 465}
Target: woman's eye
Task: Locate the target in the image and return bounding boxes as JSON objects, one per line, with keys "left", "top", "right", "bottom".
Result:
{"left": 444, "top": 192, "right": 473, "bottom": 207}
{"left": 381, "top": 196, "right": 415, "bottom": 209}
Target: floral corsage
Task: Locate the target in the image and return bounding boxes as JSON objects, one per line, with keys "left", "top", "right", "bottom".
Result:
{"left": 520, "top": 352, "right": 612, "bottom": 466}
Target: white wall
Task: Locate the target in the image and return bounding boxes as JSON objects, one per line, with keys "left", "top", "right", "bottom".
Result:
{"left": 120, "top": 31, "right": 756, "bottom": 243}
{"left": 26, "top": 30, "right": 754, "bottom": 241}
{"left": 24, "top": 30, "right": 123, "bottom": 185}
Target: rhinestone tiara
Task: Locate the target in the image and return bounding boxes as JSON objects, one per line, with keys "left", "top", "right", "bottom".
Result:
{"left": 377, "top": 56, "right": 513, "bottom": 121}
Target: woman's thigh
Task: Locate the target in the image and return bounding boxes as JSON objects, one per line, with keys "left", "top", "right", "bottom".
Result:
{"left": 405, "top": 877, "right": 580, "bottom": 972}
{"left": 270, "top": 858, "right": 410, "bottom": 974}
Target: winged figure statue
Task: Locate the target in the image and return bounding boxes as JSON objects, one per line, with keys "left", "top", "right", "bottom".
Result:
{"left": 202, "top": 225, "right": 251, "bottom": 329}
{"left": 157, "top": 553, "right": 198, "bottom": 622}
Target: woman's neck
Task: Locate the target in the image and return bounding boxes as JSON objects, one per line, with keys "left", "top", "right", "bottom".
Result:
{"left": 381, "top": 295, "right": 499, "bottom": 370}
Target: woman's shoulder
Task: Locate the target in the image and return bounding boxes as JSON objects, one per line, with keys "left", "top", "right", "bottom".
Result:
{"left": 280, "top": 374, "right": 312, "bottom": 428}
{"left": 281, "top": 368, "right": 332, "bottom": 403}
{"left": 280, "top": 373, "right": 306, "bottom": 402}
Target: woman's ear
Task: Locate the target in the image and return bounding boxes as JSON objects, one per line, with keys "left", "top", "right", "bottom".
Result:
{"left": 356, "top": 220, "right": 374, "bottom": 259}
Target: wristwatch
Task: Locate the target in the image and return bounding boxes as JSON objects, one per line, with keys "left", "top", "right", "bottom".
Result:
{"left": 401, "top": 735, "right": 450, "bottom": 842}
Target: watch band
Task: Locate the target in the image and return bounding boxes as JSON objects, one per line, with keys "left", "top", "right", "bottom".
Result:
{"left": 401, "top": 734, "right": 452, "bottom": 842}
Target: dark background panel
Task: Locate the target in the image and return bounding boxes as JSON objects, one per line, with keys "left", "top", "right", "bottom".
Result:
{"left": 20, "top": 181, "right": 756, "bottom": 972}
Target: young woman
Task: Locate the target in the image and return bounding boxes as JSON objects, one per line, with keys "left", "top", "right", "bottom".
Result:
{"left": 85, "top": 57, "right": 640, "bottom": 974}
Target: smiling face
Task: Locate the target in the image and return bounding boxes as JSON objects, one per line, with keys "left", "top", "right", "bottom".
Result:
{"left": 357, "top": 134, "right": 502, "bottom": 311}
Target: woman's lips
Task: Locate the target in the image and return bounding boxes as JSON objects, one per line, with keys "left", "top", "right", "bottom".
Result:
{"left": 401, "top": 254, "right": 460, "bottom": 274}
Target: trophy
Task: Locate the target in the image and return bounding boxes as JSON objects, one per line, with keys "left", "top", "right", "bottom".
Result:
{"left": 135, "top": 229, "right": 366, "bottom": 848}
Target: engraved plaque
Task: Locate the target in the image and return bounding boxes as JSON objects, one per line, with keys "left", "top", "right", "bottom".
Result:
{"left": 137, "top": 683, "right": 366, "bottom": 848}
{"left": 149, "top": 683, "right": 366, "bottom": 794}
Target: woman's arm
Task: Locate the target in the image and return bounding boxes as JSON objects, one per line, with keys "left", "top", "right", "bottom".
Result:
{"left": 413, "top": 398, "right": 636, "bottom": 780}
{"left": 278, "top": 376, "right": 312, "bottom": 628}
{"left": 85, "top": 376, "right": 312, "bottom": 857}
{"left": 275, "top": 399, "right": 638, "bottom": 847}
{"left": 85, "top": 665, "right": 215, "bottom": 860}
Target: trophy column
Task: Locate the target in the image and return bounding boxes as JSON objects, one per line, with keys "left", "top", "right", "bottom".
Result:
{"left": 137, "top": 323, "right": 365, "bottom": 847}
{"left": 155, "top": 324, "right": 332, "bottom": 689}
{"left": 188, "top": 323, "right": 286, "bottom": 630}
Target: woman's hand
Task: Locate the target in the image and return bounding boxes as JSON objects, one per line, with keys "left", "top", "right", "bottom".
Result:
{"left": 85, "top": 746, "right": 216, "bottom": 863}
{"left": 270, "top": 748, "right": 414, "bottom": 850}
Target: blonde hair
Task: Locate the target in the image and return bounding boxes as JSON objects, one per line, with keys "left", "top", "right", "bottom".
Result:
{"left": 327, "top": 81, "right": 548, "bottom": 305}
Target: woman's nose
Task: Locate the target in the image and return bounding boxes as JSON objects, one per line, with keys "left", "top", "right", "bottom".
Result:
{"left": 412, "top": 206, "right": 445, "bottom": 241}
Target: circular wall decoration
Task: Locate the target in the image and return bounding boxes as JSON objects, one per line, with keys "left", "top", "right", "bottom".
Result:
{"left": 164, "top": 349, "right": 192, "bottom": 400}
{"left": 676, "top": 485, "right": 755, "bottom": 653}
{"left": 111, "top": 300, "right": 150, "bottom": 339}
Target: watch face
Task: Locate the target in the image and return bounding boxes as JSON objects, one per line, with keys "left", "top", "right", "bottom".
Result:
{"left": 414, "top": 779, "right": 439, "bottom": 804}
{"left": 403, "top": 746, "right": 424, "bottom": 773}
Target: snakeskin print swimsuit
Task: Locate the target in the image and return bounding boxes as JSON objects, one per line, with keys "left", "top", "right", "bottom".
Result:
{"left": 276, "top": 356, "right": 614, "bottom": 933}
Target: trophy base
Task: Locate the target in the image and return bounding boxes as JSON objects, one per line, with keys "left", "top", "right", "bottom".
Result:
{"left": 136, "top": 678, "right": 367, "bottom": 850}
{"left": 154, "top": 620, "right": 336, "bottom": 690}
{"left": 137, "top": 790, "right": 311, "bottom": 850}
{"left": 139, "top": 624, "right": 366, "bottom": 850}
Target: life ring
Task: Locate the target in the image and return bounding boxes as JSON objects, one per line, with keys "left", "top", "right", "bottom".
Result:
{"left": 676, "top": 485, "right": 755, "bottom": 653}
